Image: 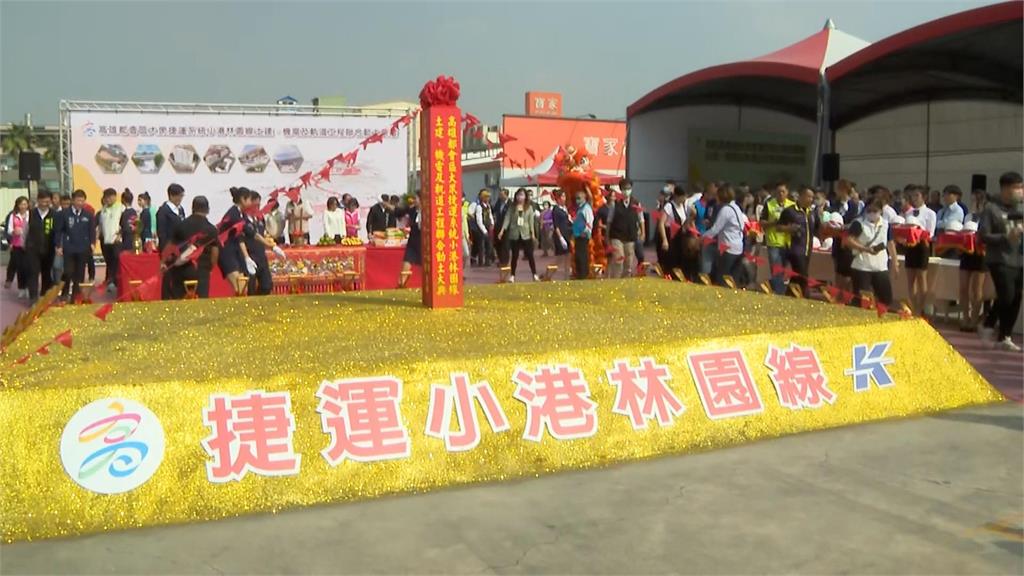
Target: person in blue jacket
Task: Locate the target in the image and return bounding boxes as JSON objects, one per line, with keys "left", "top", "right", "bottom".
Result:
{"left": 55, "top": 189, "right": 96, "bottom": 302}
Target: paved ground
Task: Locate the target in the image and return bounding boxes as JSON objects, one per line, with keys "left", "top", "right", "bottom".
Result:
{"left": 2, "top": 403, "right": 1021, "bottom": 574}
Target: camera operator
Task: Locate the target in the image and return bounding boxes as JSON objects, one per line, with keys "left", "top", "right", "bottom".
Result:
{"left": 978, "top": 171, "right": 1024, "bottom": 351}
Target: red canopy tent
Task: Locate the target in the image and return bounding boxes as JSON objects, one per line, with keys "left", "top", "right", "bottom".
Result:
{"left": 627, "top": 19, "right": 868, "bottom": 120}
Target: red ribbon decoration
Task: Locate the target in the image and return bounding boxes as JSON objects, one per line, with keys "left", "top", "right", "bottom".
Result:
{"left": 525, "top": 148, "right": 536, "bottom": 161}
{"left": 317, "top": 164, "right": 332, "bottom": 183}
{"left": 54, "top": 330, "right": 72, "bottom": 348}
{"left": 462, "top": 113, "right": 480, "bottom": 127}
{"left": 216, "top": 220, "right": 246, "bottom": 247}
{"left": 36, "top": 343, "right": 50, "bottom": 356}
{"left": 298, "top": 172, "right": 313, "bottom": 187}
{"left": 498, "top": 133, "right": 517, "bottom": 145}
{"left": 14, "top": 355, "right": 30, "bottom": 365}
{"left": 94, "top": 303, "right": 114, "bottom": 321}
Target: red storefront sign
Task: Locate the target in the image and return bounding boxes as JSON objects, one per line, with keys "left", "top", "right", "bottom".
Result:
{"left": 525, "top": 92, "right": 563, "bottom": 117}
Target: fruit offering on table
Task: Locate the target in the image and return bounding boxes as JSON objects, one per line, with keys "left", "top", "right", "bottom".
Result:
{"left": 384, "top": 228, "right": 407, "bottom": 247}
{"left": 317, "top": 235, "right": 335, "bottom": 246}
{"left": 341, "top": 236, "right": 364, "bottom": 246}
{"left": 269, "top": 256, "right": 358, "bottom": 277}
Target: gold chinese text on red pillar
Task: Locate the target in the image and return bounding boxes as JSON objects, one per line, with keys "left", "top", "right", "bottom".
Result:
{"left": 418, "top": 76, "right": 463, "bottom": 308}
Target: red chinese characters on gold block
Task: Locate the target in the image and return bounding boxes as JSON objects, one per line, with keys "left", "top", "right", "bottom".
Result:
{"left": 420, "top": 104, "right": 463, "bottom": 308}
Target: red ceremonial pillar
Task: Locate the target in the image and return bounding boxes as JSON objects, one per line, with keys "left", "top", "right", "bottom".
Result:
{"left": 419, "top": 77, "right": 463, "bottom": 308}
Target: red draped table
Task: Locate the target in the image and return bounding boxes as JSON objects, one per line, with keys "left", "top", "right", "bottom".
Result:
{"left": 118, "top": 246, "right": 369, "bottom": 300}
{"left": 363, "top": 245, "right": 422, "bottom": 290}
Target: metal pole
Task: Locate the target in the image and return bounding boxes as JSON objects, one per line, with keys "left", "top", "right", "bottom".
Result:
{"left": 924, "top": 99, "right": 931, "bottom": 188}
{"left": 813, "top": 75, "right": 831, "bottom": 187}
{"left": 59, "top": 101, "right": 71, "bottom": 195}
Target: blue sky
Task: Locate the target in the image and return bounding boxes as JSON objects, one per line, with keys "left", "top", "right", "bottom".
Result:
{"left": 1, "top": 0, "right": 993, "bottom": 126}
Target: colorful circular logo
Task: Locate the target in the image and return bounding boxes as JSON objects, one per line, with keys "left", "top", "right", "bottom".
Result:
{"left": 60, "top": 398, "right": 165, "bottom": 494}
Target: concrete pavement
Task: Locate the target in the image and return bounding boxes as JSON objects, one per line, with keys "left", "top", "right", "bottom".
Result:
{"left": 3, "top": 403, "right": 1021, "bottom": 575}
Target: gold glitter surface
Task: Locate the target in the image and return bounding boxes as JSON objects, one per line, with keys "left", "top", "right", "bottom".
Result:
{"left": 0, "top": 279, "right": 1004, "bottom": 541}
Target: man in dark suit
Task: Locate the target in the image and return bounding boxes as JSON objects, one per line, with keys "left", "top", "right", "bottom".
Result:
{"left": 167, "top": 196, "right": 220, "bottom": 299}
{"left": 156, "top": 183, "right": 186, "bottom": 299}
{"left": 24, "top": 190, "right": 57, "bottom": 302}
{"left": 55, "top": 190, "right": 96, "bottom": 302}
{"left": 156, "top": 183, "right": 187, "bottom": 251}
{"left": 365, "top": 194, "right": 394, "bottom": 236}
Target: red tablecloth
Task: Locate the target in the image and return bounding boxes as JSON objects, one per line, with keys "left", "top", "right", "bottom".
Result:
{"left": 118, "top": 253, "right": 235, "bottom": 299}
{"left": 119, "top": 246, "right": 369, "bottom": 300}
{"left": 364, "top": 245, "right": 422, "bottom": 290}
{"left": 122, "top": 242, "right": 415, "bottom": 297}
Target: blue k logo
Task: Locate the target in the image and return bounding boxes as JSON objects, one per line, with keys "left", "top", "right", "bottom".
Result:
{"left": 845, "top": 342, "right": 894, "bottom": 392}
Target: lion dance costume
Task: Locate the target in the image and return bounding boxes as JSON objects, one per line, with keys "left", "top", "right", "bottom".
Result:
{"left": 556, "top": 146, "right": 607, "bottom": 276}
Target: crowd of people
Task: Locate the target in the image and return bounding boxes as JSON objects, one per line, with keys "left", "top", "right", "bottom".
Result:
{"left": 642, "top": 171, "right": 1022, "bottom": 351}
{"left": 0, "top": 184, "right": 333, "bottom": 303}
{"left": 466, "top": 180, "right": 647, "bottom": 282}
{"left": 3, "top": 172, "right": 1021, "bottom": 350}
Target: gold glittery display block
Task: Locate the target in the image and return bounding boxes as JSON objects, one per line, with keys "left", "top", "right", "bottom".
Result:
{"left": 0, "top": 280, "right": 1003, "bottom": 541}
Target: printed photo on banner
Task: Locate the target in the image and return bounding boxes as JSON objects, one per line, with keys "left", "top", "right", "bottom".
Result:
{"left": 69, "top": 110, "right": 412, "bottom": 241}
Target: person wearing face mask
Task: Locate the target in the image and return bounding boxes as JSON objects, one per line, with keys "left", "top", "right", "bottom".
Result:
{"left": 498, "top": 189, "right": 540, "bottom": 282}
{"left": 607, "top": 178, "right": 640, "bottom": 278}
{"left": 845, "top": 200, "right": 898, "bottom": 309}
{"left": 571, "top": 190, "right": 594, "bottom": 280}
{"left": 978, "top": 171, "right": 1024, "bottom": 351}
